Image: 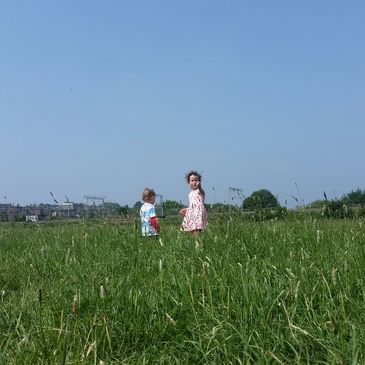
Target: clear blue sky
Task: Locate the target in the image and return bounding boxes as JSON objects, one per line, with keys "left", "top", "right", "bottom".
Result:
{"left": 1, "top": 1, "right": 364, "bottom": 207}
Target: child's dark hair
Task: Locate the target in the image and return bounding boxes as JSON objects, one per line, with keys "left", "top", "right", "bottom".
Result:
{"left": 185, "top": 170, "right": 202, "bottom": 183}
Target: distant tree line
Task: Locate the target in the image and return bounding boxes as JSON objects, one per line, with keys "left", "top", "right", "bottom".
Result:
{"left": 1, "top": 188, "right": 365, "bottom": 222}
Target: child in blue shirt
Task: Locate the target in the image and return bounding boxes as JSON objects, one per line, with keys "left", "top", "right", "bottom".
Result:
{"left": 140, "top": 188, "right": 160, "bottom": 237}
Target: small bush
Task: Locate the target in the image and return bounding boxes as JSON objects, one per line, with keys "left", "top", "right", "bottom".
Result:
{"left": 322, "top": 201, "right": 353, "bottom": 219}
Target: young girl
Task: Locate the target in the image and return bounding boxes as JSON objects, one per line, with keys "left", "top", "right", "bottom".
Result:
{"left": 180, "top": 171, "right": 207, "bottom": 235}
{"left": 140, "top": 188, "right": 160, "bottom": 237}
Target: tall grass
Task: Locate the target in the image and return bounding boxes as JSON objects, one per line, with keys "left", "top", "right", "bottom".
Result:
{"left": 0, "top": 215, "right": 364, "bottom": 364}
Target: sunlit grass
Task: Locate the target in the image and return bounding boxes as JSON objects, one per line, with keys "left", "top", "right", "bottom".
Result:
{"left": 0, "top": 216, "right": 364, "bottom": 364}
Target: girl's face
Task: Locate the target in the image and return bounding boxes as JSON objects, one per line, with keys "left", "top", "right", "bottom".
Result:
{"left": 188, "top": 175, "right": 200, "bottom": 190}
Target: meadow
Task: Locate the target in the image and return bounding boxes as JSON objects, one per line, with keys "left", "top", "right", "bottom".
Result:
{"left": 0, "top": 214, "right": 364, "bottom": 364}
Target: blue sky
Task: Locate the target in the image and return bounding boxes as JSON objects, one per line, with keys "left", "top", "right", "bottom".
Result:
{"left": 1, "top": 1, "right": 364, "bottom": 207}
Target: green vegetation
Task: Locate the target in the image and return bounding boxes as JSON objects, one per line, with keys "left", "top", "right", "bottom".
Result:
{"left": 242, "top": 189, "right": 279, "bottom": 210}
{"left": 343, "top": 189, "right": 365, "bottom": 205}
{"left": 307, "top": 189, "right": 365, "bottom": 219}
{"left": 1, "top": 214, "right": 364, "bottom": 364}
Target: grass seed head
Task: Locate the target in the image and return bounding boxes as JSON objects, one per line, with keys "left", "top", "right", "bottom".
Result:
{"left": 316, "top": 230, "right": 321, "bottom": 243}
{"left": 86, "top": 341, "right": 96, "bottom": 357}
{"left": 100, "top": 284, "right": 106, "bottom": 299}
{"left": 72, "top": 293, "right": 78, "bottom": 313}
{"left": 165, "top": 313, "right": 176, "bottom": 326}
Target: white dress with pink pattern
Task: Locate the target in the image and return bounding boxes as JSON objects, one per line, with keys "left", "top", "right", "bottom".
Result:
{"left": 182, "top": 190, "right": 207, "bottom": 231}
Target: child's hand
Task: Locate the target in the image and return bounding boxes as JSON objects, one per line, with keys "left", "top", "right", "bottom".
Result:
{"left": 180, "top": 208, "right": 187, "bottom": 216}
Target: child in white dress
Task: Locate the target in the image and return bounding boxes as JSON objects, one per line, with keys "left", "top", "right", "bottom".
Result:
{"left": 180, "top": 171, "right": 207, "bottom": 235}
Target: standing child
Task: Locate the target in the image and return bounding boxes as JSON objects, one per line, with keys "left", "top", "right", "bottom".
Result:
{"left": 140, "top": 188, "right": 160, "bottom": 237}
{"left": 180, "top": 171, "right": 207, "bottom": 235}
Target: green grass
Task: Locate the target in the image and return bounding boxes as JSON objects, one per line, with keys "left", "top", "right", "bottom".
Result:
{"left": 0, "top": 215, "right": 364, "bottom": 364}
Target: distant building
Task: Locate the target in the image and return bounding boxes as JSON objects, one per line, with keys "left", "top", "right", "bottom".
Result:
{"left": 26, "top": 215, "right": 38, "bottom": 222}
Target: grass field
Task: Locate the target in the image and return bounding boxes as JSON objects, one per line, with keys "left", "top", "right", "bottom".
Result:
{"left": 1, "top": 214, "right": 364, "bottom": 364}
